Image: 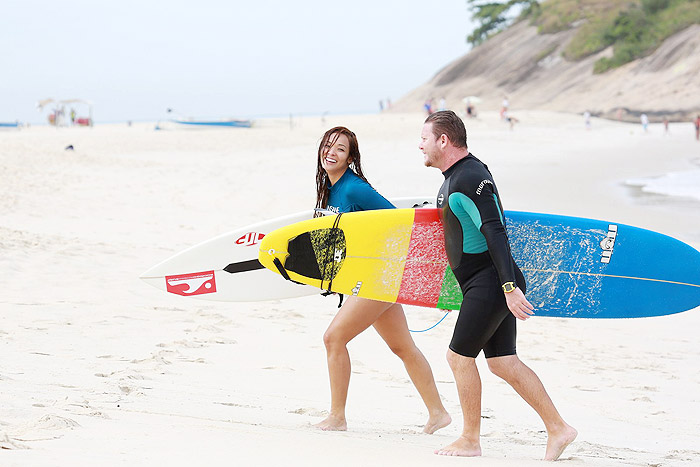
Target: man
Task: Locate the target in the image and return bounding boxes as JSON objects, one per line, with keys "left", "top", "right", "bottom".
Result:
{"left": 418, "top": 111, "right": 577, "bottom": 460}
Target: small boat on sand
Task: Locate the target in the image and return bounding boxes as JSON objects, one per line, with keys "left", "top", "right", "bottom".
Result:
{"left": 171, "top": 118, "right": 252, "bottom": 128}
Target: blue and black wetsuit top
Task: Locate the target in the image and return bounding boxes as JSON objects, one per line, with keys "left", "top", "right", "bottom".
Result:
{"left": 437, "top": 153, "right": 524, "bottom": 358}
{"left": 326, "top": 169, "right": 395, "bottom": 214}
{"left": 436, "top": 154, "right": 517, "bottom": 290}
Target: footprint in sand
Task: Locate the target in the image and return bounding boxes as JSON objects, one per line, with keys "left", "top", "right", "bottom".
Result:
{"left": 1, "top": 432, "right": 29, "bottom": 450}
{"left": 11, "top": 414, "right": 80, "bottom": 442}
{"left": 665, "top": 450, "right": 700, "bottom": 462}
{"left": 216, "top": 401, "right": 259, "bottom": 409}
{"left": 289, "top": 408, "right": 327, "bottom": 417}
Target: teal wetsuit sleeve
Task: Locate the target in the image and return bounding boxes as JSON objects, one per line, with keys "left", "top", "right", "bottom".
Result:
{"left": 347, "top": 182, "right": 395, "bottom": 211}
{"left": 448, "top": 193, "right": 488, "bottom": 253}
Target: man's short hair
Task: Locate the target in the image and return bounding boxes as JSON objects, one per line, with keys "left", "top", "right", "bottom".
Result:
{"left": 425, "top": 110, "right": 467, "bottom": 148}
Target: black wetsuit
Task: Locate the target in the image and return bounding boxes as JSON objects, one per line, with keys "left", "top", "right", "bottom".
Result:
{"left": 437, "top": 154, "right": 526, "bottom": 358}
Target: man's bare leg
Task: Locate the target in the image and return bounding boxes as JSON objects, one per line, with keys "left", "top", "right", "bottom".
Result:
{"left": 487, "top": 355, "right": 577, "bottom": 460}
{"left": 373, "top": 304, "right": 451, "bottom": 434}
{"left": 435, "top": 349, "right": 482, "bottom": 456}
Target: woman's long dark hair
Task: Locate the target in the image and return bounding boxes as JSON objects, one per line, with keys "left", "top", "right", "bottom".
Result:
{"left": 315, "top": 126, "right": 369, "bottom": 212}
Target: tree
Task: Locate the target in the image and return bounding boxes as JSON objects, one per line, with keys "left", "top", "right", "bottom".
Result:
{"left": 467, "top": 0, "right": 540, "bottom": 46}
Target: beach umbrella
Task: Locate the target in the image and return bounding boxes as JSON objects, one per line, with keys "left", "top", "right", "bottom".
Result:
{"left": 36, "top": 98, "right": 55, "bottom": 111}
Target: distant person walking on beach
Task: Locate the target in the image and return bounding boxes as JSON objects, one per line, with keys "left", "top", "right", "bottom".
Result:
{"left": 312, "top": 126, "right": 451, "bottom": 434}
{"left": 424, "top": 98, "right": 434, "bottom": 116}
{"left": 466, "top": 99, "right": 476, "bottom": 118}
{"left": 641, "top": 113, "right": 649, "bottom": 132}
{"left": 694, "top": 115, "right": 700, "bottom": 141}
{"left": 583, "top": 111, "right": 591, "bottom": 130}
{"left": 504, "top": 111, "right": 519, "bottom": 130}
{"left": 418, "top": 111, "right": 577, "bottom": 461}
{"left": 500, "top": 96, "right": 509, "bottom": 120}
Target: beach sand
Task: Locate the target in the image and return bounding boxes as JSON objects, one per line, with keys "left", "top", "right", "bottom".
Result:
{"left": 1, "top": 112, "right": 699, "bottom": 466}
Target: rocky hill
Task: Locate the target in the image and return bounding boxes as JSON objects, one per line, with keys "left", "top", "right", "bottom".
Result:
{"left": 391, "top": 21, "right": 700, "bottom": 122}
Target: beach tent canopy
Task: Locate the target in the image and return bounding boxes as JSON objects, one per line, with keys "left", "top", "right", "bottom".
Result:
{"left": 36, "top": 98, "right": 94, "bottom": 126}
{"left": 37, "top": 98, "right": 93, "bottom": 110}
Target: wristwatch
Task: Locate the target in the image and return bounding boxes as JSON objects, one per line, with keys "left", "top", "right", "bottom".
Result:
{"left": 502, "top": 282, "right": 516, "bottom": 293}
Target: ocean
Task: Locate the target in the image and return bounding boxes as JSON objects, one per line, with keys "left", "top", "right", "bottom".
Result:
{"left": 626, "top": 167, "right": 700, "bottom": 202}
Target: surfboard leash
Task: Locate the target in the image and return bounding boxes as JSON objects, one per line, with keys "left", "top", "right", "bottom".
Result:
{"left": 269, "top": 255, "right": 343, "bottom": 308}
{"left": 316, "top": 213, "right": 346, "bottom": 308}
{"left": 409, "top": 310, "right": 451, "bottom": 333}
{"left": 271, "top": 257, "right": 305, "bottom": 285}
{"left": 319, "top": 213, "right": 343, "bottom": 294}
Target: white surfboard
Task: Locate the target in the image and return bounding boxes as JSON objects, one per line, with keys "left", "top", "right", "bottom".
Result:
{"left": 140, "top": 197, "right": 433, "bottom": 301}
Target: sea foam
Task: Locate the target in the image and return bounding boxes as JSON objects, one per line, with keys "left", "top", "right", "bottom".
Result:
{"left": 626, "top": 169, "right": 700, "bottom": 202}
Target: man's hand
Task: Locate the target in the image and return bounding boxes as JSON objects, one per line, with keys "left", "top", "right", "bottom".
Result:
{"left": 505, "top": 287, "right": 535, "bottom": 320}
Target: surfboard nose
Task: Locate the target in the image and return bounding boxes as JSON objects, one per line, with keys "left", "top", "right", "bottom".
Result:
{"left": 139, "top": 265, "right": 158, "bottom": 280}
{"left": 257, "top": 231, "right": 283, "bottom": 274}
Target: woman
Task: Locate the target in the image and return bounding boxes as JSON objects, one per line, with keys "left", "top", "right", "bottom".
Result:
{"left": 313, "top": 126, "right": 451, "bottom": 433}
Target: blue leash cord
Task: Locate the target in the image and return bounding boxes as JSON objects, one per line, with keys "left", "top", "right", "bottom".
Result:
{"left": 409, "top": 311, "right": 450, "bottom": 333}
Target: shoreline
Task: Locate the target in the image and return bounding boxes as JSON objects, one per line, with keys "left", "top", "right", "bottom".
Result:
{"left": 11, "top": 106, "right": 700, "bottom": 128}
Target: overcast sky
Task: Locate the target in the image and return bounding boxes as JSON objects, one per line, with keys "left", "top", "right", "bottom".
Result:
{"left": 2, "top": 0, "right": 473, "bottom": 123}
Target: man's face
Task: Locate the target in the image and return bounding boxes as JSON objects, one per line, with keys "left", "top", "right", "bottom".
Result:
{"left": 419, "top": 122, "right": 440, "bottom": 168}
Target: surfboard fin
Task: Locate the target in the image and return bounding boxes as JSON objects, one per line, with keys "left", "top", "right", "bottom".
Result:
{"left": 223, "top": 259, "right": 265, "bottom": 274}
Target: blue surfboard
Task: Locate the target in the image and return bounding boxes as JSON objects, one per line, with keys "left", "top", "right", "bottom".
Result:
{"left": 507, "top": 212, "right": 700, "bottom": 318}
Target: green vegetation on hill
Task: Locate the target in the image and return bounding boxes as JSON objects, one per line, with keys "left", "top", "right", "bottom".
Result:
{"left": 532, "top": 0, "right": 700, "bottom": 73}
{"left": 468, "top": 0, "right": 700, "bottom": 73}
{"left": 559, "top": 0, "right": 699, "bottom": 73}
{"left": 466, "top": 0, "right": 539, "bottom": 45}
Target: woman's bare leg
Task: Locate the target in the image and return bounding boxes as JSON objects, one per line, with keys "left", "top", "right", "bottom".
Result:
{"left": 314, "top": 296, "right": 393, "bottom": 431}
{"left": 372, "top": 303, "right": 451, "bottom": 434}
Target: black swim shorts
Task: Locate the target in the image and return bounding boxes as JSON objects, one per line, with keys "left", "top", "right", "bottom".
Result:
{"left": 449, "top": 264, "right": 526, "bottom": 359}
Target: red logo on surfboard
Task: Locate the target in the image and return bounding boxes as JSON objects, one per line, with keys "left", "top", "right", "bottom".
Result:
{"left": 236, "top": 232, "right": 265, "bottom": 246}
{"left": 165, "top": 271, "right": 217, "bottom": 296}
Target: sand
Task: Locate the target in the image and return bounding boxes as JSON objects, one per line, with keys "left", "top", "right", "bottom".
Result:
{"left": 1, "top": 112, "right": 699, "bottom": 466}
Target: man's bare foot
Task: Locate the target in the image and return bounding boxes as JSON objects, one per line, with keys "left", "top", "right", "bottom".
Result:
{"left": 423, "top": 411, "right": 452, "bottom": 434}
{"left": 434, "top": 435, "right": 481, "bottom": 457}
{"left": 314, "top": 414, "right": 347, "bottom": 431}
{"left": 545, "top": 425, "right": 578, "bottom": 461}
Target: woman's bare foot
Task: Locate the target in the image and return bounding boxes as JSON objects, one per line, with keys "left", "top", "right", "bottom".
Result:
{"left": 314, "top": 414, "right": 347, "bottom": 431}
{"left": 434, "top": 435, "right": 481, "bottom": 457}
{"left": 544, "top": 424, "right": 578, "bottom": 461}
{"left": 423, "top": 411, "right": 452, "bottom": 434}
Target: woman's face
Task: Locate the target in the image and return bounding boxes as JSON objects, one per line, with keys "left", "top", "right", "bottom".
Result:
{"left": 320, "top": 133, "right": 352, "bottom": 176}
